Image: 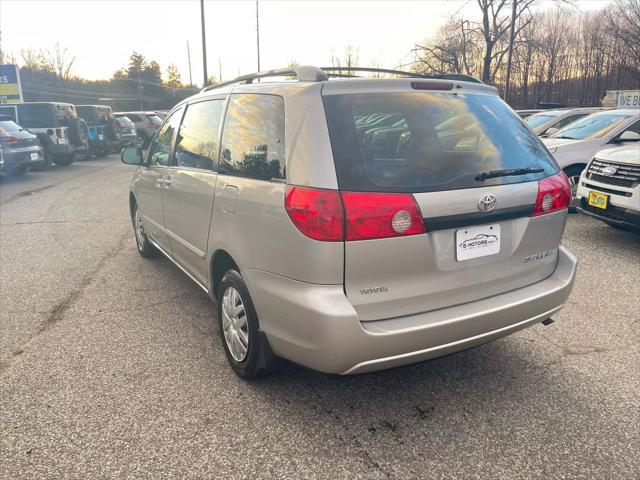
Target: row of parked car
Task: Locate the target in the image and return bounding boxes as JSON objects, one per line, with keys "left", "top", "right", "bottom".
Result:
{"left": 516, "top": 107, "right": 640, "bottom": 229}
{"left": 0, "top": 102, "right": 166, "bottom": 176}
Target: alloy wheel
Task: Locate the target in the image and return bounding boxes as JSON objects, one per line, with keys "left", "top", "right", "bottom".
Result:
{"left": 221, "top": 286, "right": 249, "bottom": 362}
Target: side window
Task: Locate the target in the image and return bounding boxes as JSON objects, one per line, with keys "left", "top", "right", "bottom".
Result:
{"left": 553, "top": 114, "right": 586, "bottom": 130}
{"left": 624, "top": 121, "right": 640, "bottom": 134}
{"left": 0, "top": 106, "right": 17, "bottom": 122}
{"left": 148, "top": 109, "right": 183, "bottom": 166}
{"left": 128, "top": 114, "right": 141, "bottom": 122}
{"left": 174, "top": 99, "right": 224, "bottom": 171}
{"left": 220, "top": 94, "right": 285, "bottom": 180}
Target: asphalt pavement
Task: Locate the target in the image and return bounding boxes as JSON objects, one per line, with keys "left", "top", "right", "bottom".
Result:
{"left": 1, "top": 156, "right": 639, "bottom": 479}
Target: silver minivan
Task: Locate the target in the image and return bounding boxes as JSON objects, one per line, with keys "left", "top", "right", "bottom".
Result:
{"left": 121, "top": 66, "right": 577, "bottom": 379}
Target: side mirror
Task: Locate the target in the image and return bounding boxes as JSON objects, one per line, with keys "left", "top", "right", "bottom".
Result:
{"left": 615, "top": 130, "right": 640, "bottom": 143}
{"left": 121, "top": 146, "right": 143, "bottom": 165}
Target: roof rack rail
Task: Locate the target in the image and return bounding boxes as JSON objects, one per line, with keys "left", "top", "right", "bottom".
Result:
{"left": 201, "top": 65, "right": 328, "bottom": 92}
{"left": 321, "top": 67, "right": 483, "bottom": 84}
{"left": 200, "top": 65, "right": 482, "bottom": 93}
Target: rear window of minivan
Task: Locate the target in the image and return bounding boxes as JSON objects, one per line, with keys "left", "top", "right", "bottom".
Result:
{"left": 323, "top": 92, "right": 558, "bottom": 193}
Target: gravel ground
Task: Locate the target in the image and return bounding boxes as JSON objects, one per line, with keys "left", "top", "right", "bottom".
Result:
{"left": 1, "top": 157, "right": 638, "bottom": 479}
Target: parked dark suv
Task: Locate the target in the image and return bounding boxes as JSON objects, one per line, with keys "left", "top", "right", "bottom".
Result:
{"left": 0, "top": 102, "right": 89, "bottom": 167}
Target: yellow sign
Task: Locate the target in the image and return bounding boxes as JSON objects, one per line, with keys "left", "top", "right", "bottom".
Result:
{"left": 0, "top": 65, "right": 23, "bottom": 104}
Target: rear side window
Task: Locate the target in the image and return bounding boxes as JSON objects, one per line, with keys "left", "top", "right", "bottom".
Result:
{"left": 17, "top": 104, "right": 55, "bottom": 128}
{"left": 126, "top": 114, "right": 142, "bottom": 122}
{"left": 220, "top": 94, "right": 285, "bottom": 181}
{"left": 175, "top": 99, "right": 224, "bottom": 170}
{"left": 323, "top": 92, "right": 558, "bottom": 193}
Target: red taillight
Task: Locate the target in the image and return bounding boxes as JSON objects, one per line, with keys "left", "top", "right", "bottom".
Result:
{"left": 532, "top": 172, "right": 571, "bottom": 216}
{"left": 342, "top": 192, "right": 425, "bottom": 240}
{"left": 284, "top": 186, "right": 344, "bottom": 241}
{"left": 0, "top": 133, "right": 18, "bottom": 145}
{"left": 285, "top": 187, "right": 426, "bottom": 241}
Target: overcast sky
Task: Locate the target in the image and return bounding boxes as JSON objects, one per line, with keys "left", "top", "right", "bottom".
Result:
{"left": 1, "top": 0, "right": 612, "bottom": 86}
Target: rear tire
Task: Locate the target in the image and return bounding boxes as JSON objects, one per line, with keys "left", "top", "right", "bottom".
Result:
{"left": 53, "top": 153, "right": 75, "bottom": 166}
{"left": 217, "top": 270, "right": 276, "bottom": 379}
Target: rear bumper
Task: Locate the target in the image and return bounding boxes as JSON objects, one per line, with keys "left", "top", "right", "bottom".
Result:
{"left": 0, "top": 147, "right": 43, "bottom": 169}
{"left": 244, "top": 245, "right": 578, "bottom": 374}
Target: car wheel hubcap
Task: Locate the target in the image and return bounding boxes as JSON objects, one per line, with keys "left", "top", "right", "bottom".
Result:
{"left": 134, "top": 209, "right": 145, "bottom": 250}
{"left": 221, "top": 286, "right": 249, "bottom": 362}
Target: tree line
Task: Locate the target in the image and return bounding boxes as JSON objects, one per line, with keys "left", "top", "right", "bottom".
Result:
{"left": 411, "top": 0, "right": 640, "bottom": 108}
{"left": 0, "top": 47, "right": 197, "bottom": 111}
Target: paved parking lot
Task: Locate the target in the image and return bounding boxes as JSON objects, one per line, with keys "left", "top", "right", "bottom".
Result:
{"left": 1, "top": 156, "right": 639, "bottom": 479}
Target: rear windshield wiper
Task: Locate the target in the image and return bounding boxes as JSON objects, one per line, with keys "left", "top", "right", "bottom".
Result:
{"left": 475, "top": 167, "right": 544, "bottom": 182}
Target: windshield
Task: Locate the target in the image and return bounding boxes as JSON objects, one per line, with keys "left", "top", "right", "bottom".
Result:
{"left": 323, "top": 92, "right": 558, "bottom": 193}
{"left": 525, "top": 113, "right": 558, "bottom": 129}
{"left": 551, "top": 112, "right": 633, "bottom": 140}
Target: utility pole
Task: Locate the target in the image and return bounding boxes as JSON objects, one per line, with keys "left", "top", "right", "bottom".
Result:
{"left": 187, "top": 40, "right": 193, "bottom": 88}
{"left": 256, "top": 0, "right": 261, "bottom": 72}
{"left": 504, "top": 0, "right": 518, "bottom": 103}
{"left": 137, "top": 69, "right": 144, "bottom": 110}
{"left": 201, "top": 0, "right": 208, "bottom": 86}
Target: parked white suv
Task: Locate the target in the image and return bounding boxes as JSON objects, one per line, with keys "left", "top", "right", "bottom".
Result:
{"left": 121, "top": 66, "right": 577, "bottom": 379}
{"left": 542, "top": 109, "right": 640, "bottom": 208}
{"left": 576, "top": 145, "right": 640, "bottom": 230}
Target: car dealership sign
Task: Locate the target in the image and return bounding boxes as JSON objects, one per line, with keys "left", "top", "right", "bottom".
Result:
{"left": 0, "top": 64, "right": 23, "bottom": 104}
{"left": 603, "top": 89, "right": 640, "bottom": 108}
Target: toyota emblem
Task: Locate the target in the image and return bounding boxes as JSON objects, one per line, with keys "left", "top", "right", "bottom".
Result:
{"left": 478, "top": 193, "right": 497, "bottom": 212}
{"left": 601, "top": 166, "right": 617, "bottom": 176}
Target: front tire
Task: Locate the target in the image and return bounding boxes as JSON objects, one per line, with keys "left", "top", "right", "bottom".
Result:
{"left": 217, "top": 270, "right": 276, "bottom": 379}
{"left": 132, "top": 204, "right": 157, "bottom": 258}
{"left": 564, "top": 165, "right": 584, "bottom": 214}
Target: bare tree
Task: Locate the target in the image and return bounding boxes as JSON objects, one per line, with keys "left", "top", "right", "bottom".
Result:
{"left": 44, "top": 42, "right": 75, "bottom": 79}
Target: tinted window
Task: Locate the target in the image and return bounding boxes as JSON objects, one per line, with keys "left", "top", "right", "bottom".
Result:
{"left": 624, "top": 121, "right": 640, "bottom": 134}
{"left": 125, "top": 114, "right": 142, "bottom": 122}
{"left": 525, "top": 113, "right": 557, "bottom": 128}
{"left": 220, "top": 94, "right": 285, "bottom": 180}
{"left": 17, "top": 104, "right": 55, "bottom": 128}
{"left": 553, "top": 114, "right": 587, "bottom": 130}
{"left": 323, "top": 92, "right": 558, "bottom": 193}
{"left": 175, "top": 99, "right": 224, "bottom": 171}
{"left": 148, "top": 108, "right": 183, "bottom": 166}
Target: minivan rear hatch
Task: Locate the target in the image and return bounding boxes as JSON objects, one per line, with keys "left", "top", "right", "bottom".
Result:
{"left": 322, "top": 81, "right": 568, "bottom": 321}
